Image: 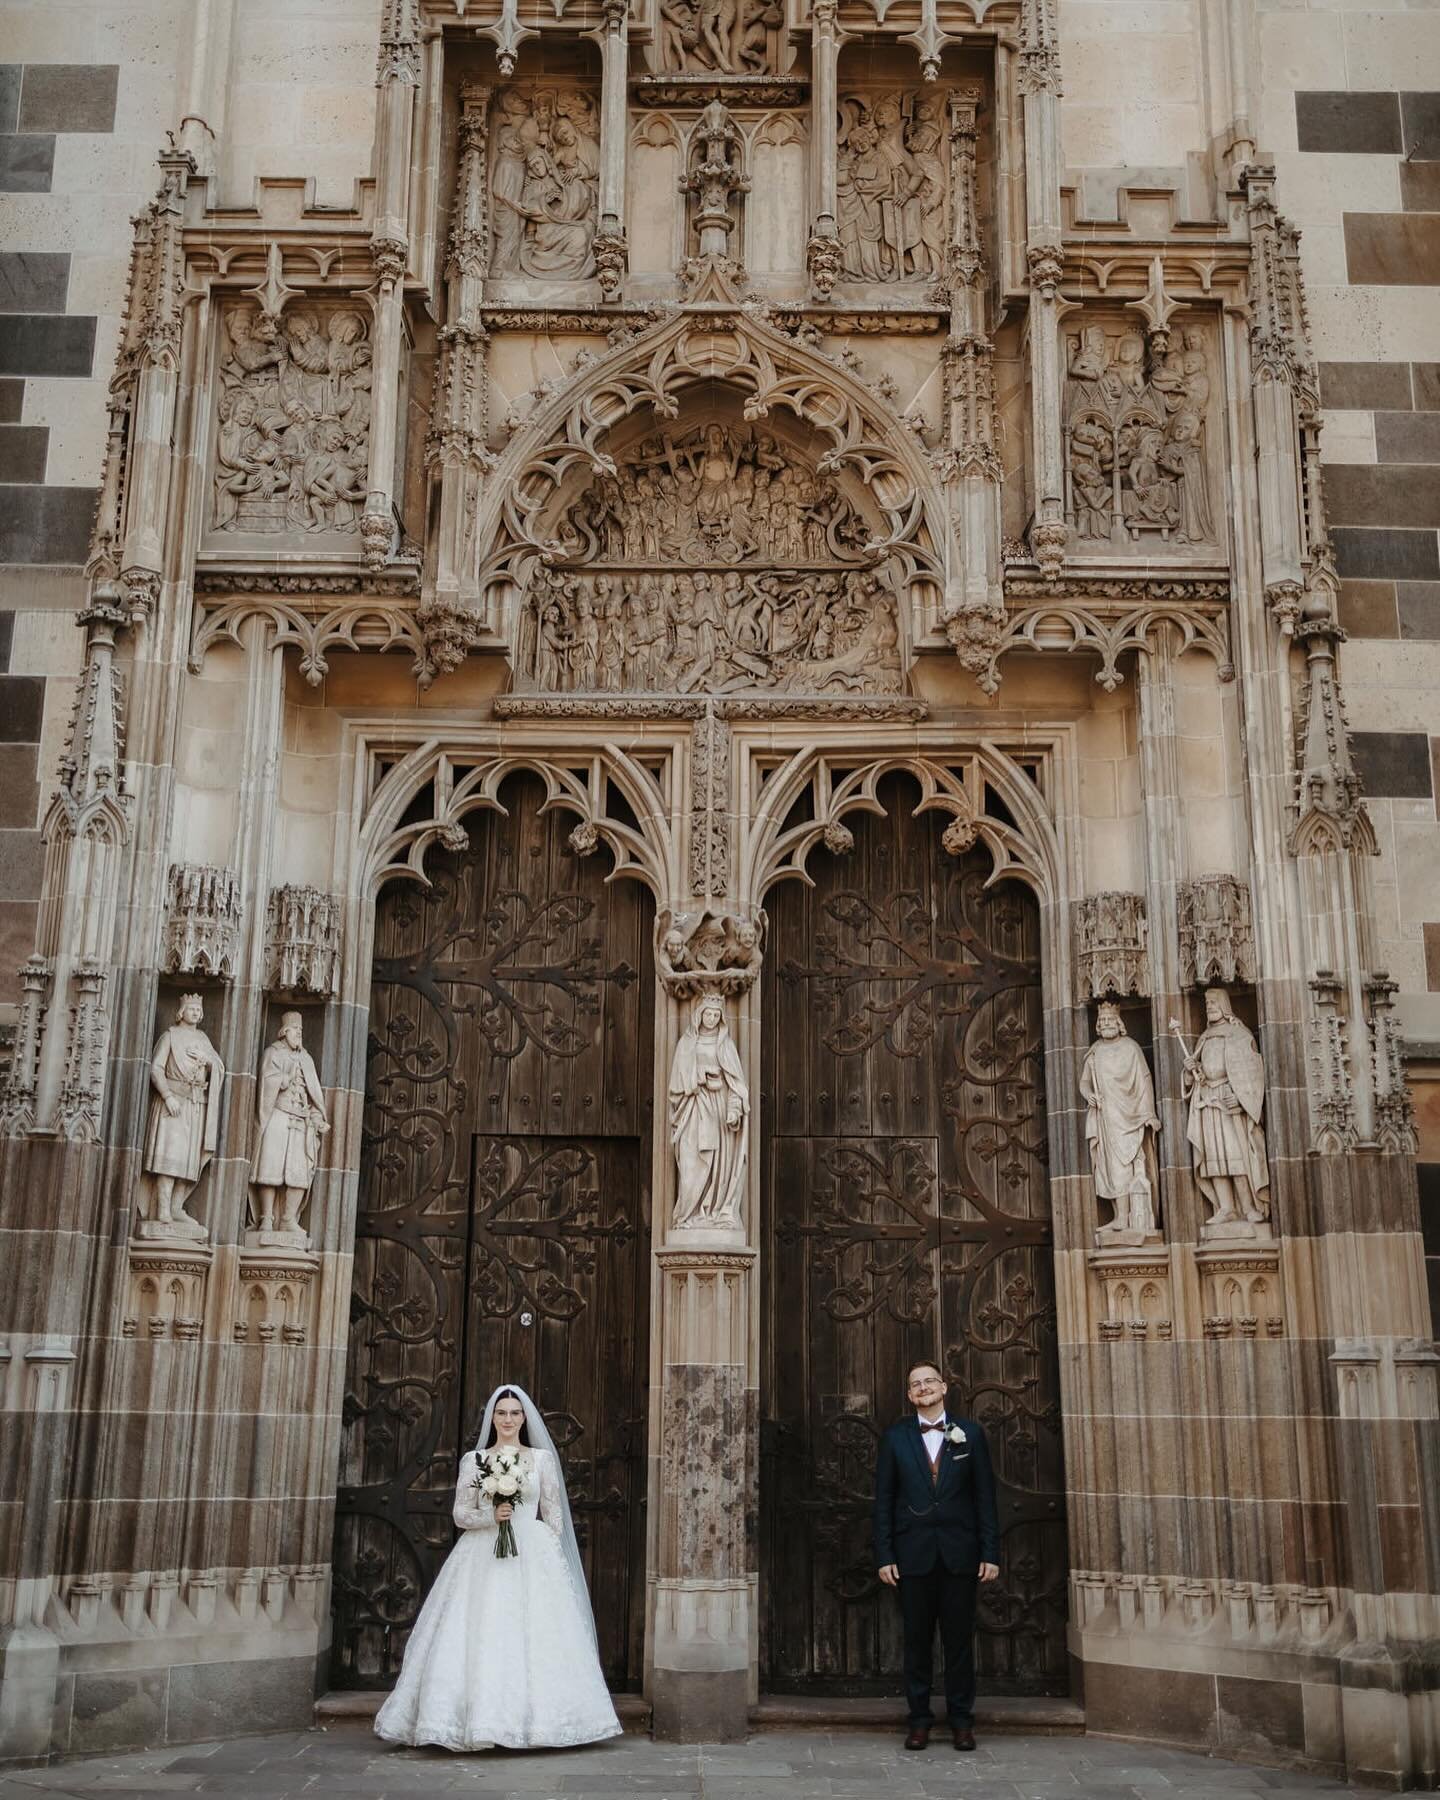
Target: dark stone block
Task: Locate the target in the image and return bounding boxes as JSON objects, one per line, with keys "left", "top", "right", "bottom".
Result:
{"left": 1426, "top": 930, "right": 1440, "bottom": 992}
{"left": 0, "top": 674, "right": 43, "bottom": 741}
{"left": 17, "top": 64, "right": 119, "bottom": 134}
{"left": 0, "top": 66, "right": 19, "bottom": 133}
{"left": 1399, "top": 581, "right": 1440, "bottom": 638}
{"left": 0, "top": 379, "right": 21, "bottom": 423}
{"left": 0, "top": 828, "right": 42, "bottom": 900}
{"left": 1376, "top": 412, "right": 1440, "bottom": 463}
{"left": 1216, "top": 1674, "right": 1306, "bottom": 1755}
{"left": 0, "top": 902, "right": 37, "bottom": 1003}
{"left": 1296, "top": 90, "right": 1401, "bottom": 155}
{"left": 0, "top": 484, "right": 97, "bottom": 563}
{"left": 1416, "top": 364, "right": 1440, "bottom": 410}
{"left": 69, "top": 1669, "right": 168, "bottom": 1754}
{"left": 0, "top": 611, "right": 12, "bottom": 669}
{"left": 1402, "top": 91, "right": 1440, "bottom": 162}
{"left": 0, "top": 424, "right": 48, "bottom": 482}
{"left": 651, "top": 1667, "right": 749, "bottom": 1743}
{"left": 1083, "top": 1660, "right": 1218, "bottom": 1747}
{"left": 1351, "top": 731, "right": 1434, "bottom": 798}
{"left": 0, "top": 743, "right": 39, "bottom": 827}
{"left": 1345, "top": 212, "right": 1440, "bottom": 286}
{"left": 165, "top": 1654, "right": 317, "bottom": 1744}
{"left": 0, "top": 252, "right": 69, "bottom": 315}
{"left": 1326, "top": 461, "right": 1440, "bottom": 526}
{"left": 1332, "top": 526, "right": 1440, "bottom": 581}
{"left": 1337, "top": 578, "right": 1398, "bottom": 637}
{"left": 1401, "top": 160, "right": 1440, "bottom": 213}
{"left": 0, "top": 133, "right": 54, "bottom": 194}
{"left": 1319, "top": 360, "right": 1412, "bottom": 411}
{"left": 0, "top": 314, "right": 96, "bottom": 377}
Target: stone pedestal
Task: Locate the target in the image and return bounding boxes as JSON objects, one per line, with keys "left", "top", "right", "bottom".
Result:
{"left": 650, "top": 1243, "right": 754, "bottom": 1743}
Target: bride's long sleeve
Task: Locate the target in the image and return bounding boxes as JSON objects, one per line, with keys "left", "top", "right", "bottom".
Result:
{"left": 536, "top": 1449, "right": 565, "bottom": 1539}
{"left": 453, "top": 1452, "right": 496, "bottom": 1532}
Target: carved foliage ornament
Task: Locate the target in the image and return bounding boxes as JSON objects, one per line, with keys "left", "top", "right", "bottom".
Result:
{"left": 1063, "top": 320, "right": 1217, "bottom": 553}
{"left": 211, "top": 303, "right": 373, "bottom": 541}
{"left": 489, "top": 87, "right": 600, "bottom": 283}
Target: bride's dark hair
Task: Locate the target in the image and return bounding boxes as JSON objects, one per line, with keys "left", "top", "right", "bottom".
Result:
{"left": 482, "top": 1387, "right": 531, "bottom": 1447}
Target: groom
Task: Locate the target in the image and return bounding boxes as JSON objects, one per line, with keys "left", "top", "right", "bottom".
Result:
{"left": 873, "top": 1362, "right": 1000, "bottom": 1752}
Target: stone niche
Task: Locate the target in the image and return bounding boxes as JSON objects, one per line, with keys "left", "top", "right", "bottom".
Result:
{"left": 203, "top": 298, "right": 384, "bottom": 562}
{"left": 487, "top": 81, "right": 602, "bottom": 294}
{"left": 1062, "top": 311, "right": 1224, "bottom": 563}
{"left": 514, "top": 403, "right": 906, "bottom": 697}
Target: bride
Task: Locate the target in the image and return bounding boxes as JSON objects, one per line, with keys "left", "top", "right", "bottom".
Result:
{"left": 374, "top": 1384, "right": 622, "bottom": 1751}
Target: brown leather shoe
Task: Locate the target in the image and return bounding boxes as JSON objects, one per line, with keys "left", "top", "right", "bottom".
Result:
{"left": 952, "top": 1727, "right": 977, "bottom": 1751}
{"left": 904, "top": 1723, "right": 931, "bottom": 1751}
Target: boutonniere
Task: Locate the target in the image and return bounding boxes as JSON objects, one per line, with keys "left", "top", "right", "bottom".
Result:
{"left": 946, "top": 1425, "right": 967, "bottom": 1446}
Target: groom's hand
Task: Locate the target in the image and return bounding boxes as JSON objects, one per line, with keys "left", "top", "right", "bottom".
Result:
{"left": 979, "top": 1562, "right": 1000, "bottom": 1583}
{"left": 878, "top": 1564, "right": 899, "bottom": 1586}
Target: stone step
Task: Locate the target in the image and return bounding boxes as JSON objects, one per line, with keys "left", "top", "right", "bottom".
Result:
{"left": 316, "top": 1690, "right": 1082, "bottom": 1735}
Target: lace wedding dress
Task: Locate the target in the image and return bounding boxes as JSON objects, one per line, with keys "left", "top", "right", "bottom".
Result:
{"left": 374, "top": 1445, "right": 623, "bottom": 1751}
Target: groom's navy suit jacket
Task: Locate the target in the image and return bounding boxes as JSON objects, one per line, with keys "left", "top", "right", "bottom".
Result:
{"left": 873, "top": 1414, "right": 1001, "bottom": 1578}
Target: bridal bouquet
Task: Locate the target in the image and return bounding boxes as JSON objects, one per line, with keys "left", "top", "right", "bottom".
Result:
{"left": 476, "top": 1449, "right": 527, "bottom": 1558}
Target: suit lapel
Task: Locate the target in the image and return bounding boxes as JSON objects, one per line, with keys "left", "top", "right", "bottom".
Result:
{"left": 904, "top": 1415, "right": 933, "bottom": 1487}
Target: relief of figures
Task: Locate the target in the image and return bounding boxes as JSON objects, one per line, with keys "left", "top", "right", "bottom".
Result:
{"left": 211, "top": 305, "right": 372, "bottom": 536}
{"left": 522, "top": 564, "right": 902, "bottom": 695}
{"left": 1063, "top": 323, "right": 1216, "bottom": 550}
{"left": 554, "top": 426, "right": 870, "bottom": 568}
{"left": 836, "top": 93, "right": 946, "bottom": 282}
{"left": 659, "top": 0, "right": 781, "bottom": 73}
{"left": 490, "top": 88, "right": 599, "bottom": 280}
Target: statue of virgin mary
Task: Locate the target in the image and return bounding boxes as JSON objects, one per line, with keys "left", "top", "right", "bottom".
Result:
{"left": 668, "top": 993, "right": 749, "bottom": 1230}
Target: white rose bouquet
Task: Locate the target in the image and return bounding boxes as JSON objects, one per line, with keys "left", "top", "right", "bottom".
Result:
{"left": 475, "top": 1447, "right": 527, "bottom": 1559}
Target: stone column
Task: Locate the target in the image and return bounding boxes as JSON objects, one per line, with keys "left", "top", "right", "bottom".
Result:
{"left": 651, "top": 1243, "right": 754, "bottom": 1740}
{"left": 1018, "top": 0, "right": 1066, "bottom": 575}
{"left": 804, "top": 0, "right": 844, "bottom": 297}
{"left": 592, "top": 0, "right": 630, "bottom": 298}
{"left": 362, "top": 0, "right": 420, "bottom": 569}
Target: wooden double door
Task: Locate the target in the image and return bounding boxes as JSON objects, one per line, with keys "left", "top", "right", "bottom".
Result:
{"left": 330, "top": 773, "right": 653, "bottom": 1689}
{"left": 760, "top": 773, "right": 1068, "bottom": 1694}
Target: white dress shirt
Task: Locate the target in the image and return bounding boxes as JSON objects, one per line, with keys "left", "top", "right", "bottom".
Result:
{"left": 918, "top": 1411, "right": 947, "bottom": 1462}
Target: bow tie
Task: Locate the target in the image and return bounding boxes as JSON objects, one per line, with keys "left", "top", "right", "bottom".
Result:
{"left": 920, "top": 1419, "right": 947, "bottom": 1432}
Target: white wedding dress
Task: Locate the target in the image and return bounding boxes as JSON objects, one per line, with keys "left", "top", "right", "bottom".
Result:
{"left": 374, "top": 1444, "right": 623, "bottom": 1751}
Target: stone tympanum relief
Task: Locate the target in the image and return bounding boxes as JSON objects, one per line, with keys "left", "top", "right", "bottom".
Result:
{"left": 1081, "top": 1002, "right": 1162, "bottom": 1243}
{"left": 523, "top": 564, "right": 901, "bottom": 693}
{"left": 139, "top": 994, "right": 225, "bottom": 1243}
{"left": 490, "top": 87, "right": 599, "bottom": 281}
{"left": 211, "top": 305, "right": 372, "bottom": 538}
{"left": 1064, "top": 321, "right": 1217, "bottom": 553}
{"left": 1174, "top": 987, "right": 1271, "bottom": 1238}
{"left": 836, "top": 93, "right": 947, "bottom": 283}
{"left": 518, "top": 419, "right": 904, "bottom": 694}
{"left": 659, "top": 0, "right": 781, "bottom": 72}
{"left": 669, "top": 993, "right": 750, "bottom": 1231}
{"left": 556, "top": 425, "right": 870, "bottom": 567}
{"left": 247, "top": 1011, "right": 329, "bottom": 1251}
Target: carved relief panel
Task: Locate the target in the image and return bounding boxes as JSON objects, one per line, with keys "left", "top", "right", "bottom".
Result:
{"left": 515, "top": 417, "right": 903, "bottom": 694}
{"left": 836, "top": 90, "right": 948, "bottom": 285}
{"left": 1062, "top": 316, "right": 1222, "bottom": 559}
{"left": 657, "top": 0, "right": 785, "bottom": 73}
{"left": 207, "top": 303, "right": 373, "bottom": 547}
{"left": 489, "top": 86, "right": 600, "bottom": 283}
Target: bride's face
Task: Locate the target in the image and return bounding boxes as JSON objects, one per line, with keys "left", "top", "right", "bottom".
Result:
{"left": 493, "top": 1397, "right": 525, "bottom": 1442}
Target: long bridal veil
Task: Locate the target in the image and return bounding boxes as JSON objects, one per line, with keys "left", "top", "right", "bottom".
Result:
{"left": 475, "top": 1383, "right": 597, "bottom": 1647}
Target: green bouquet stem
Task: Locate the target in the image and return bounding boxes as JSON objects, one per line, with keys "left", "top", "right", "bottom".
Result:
{"left": 494, "top": 1511, "right": 518, "bottom": 1558}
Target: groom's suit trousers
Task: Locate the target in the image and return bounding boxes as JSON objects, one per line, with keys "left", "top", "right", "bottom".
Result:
{"left": 898, "top": 1566, "right": 978, "bottom": 1726}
